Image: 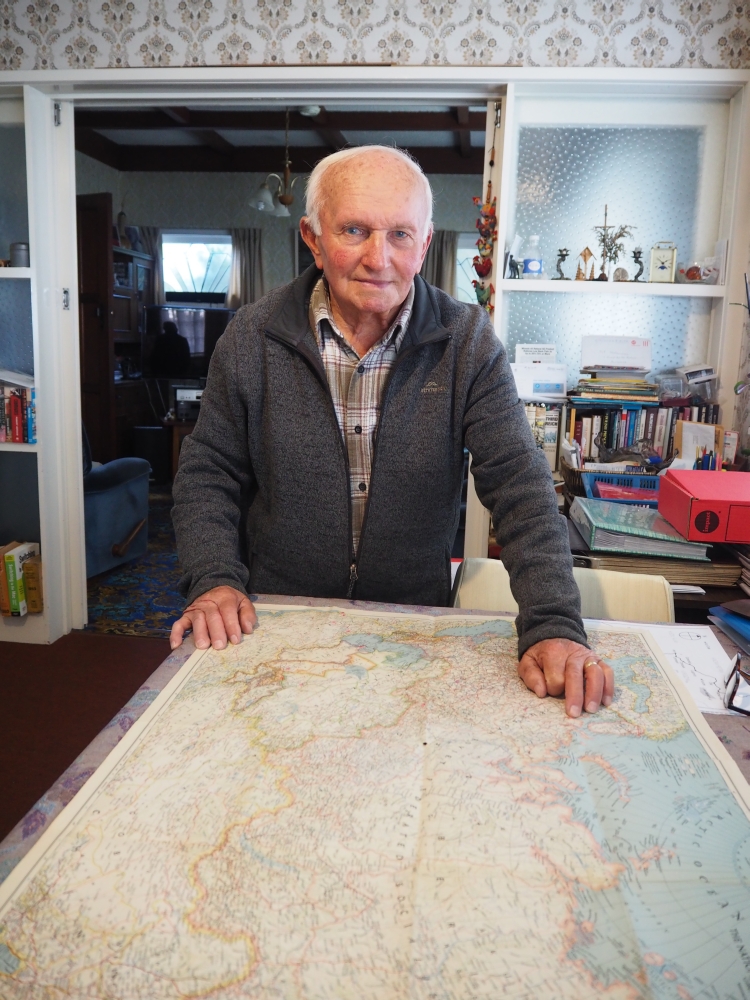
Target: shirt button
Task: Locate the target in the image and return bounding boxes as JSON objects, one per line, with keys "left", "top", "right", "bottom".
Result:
{"left": 359, "top": 482, "right": 367, "bottom": 492}
{"left": 357, "top": 365, "right": 365, "bottom": 374}
{"left": 354, "top": 425, "right": 362, "bottom": 434}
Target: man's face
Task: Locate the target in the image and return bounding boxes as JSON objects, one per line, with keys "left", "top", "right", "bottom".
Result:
{"left": 301, "top": 154, "right": 432, "bottom": 320}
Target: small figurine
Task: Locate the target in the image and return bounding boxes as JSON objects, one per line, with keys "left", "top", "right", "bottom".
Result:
{"left": 507, "top": 255, "right": 520, "bottom": 279}
{"left": 594, "top": 205, "right": 634, "bottom": 280}
{"left": 631, "top": 247, "right": 644, "bottom": 282}
{"left": 613, "top": 267, "right": 629, "bottom": 282}
{"left": 472, "top": 280, "right": 495, "bottom": 313}
{"left": 576, "top": 247, "right": 596, "bottom": 281}
{"left": 472, "top": 254, "right": 492, "bottom": 278}
{"left": 553, "top": 248, "right": 570, "bottom": 280}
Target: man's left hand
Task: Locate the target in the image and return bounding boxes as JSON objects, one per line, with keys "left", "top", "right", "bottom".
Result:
{"left": 518, "top": 638, "right": 614, "bottom": 718}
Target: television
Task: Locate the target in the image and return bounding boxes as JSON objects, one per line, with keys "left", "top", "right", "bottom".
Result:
{"left": 143, "top": 305, "right": 235, "bottom": 379}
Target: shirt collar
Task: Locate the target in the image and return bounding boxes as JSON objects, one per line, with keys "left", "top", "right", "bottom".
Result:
{"left": 309, "top": 278, "right": 414, "bottom": 357}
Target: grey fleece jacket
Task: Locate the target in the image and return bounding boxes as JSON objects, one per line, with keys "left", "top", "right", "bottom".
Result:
{"left": 172, "top": 265, "right": 588, "bottom": 657}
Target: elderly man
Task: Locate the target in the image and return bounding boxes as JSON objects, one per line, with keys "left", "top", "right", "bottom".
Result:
{"left": 170, "top": 145, "right": 613, "bottom": 718}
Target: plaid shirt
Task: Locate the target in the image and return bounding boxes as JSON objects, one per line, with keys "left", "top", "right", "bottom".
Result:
{"left": 309, "top": 278, "right": 414, "bottom": 554}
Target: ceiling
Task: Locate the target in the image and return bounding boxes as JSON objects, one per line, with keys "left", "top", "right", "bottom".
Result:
{"left": 74, "top": 104, "right": 488, "bottom": 174}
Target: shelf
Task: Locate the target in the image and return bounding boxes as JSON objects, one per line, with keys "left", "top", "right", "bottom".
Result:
{"left": 1, "top": 610, "right": 48, "bottom": 644}
{"left": 499, "top": 279, "right": 725, "bottom": 297}
{"left": 0, "top": 267, "right": 31, "bottom": 279}
{"left": 0, "top": 441, "right": 37, "bottom": 452}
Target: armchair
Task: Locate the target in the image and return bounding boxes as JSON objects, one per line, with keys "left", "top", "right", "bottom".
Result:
{"left": 82, "top": 428, "right": 151, "bottom": 578}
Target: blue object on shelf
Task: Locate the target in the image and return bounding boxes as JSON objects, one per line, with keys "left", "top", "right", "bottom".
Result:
{"left": 580, "top": 472, "right": 660, "bottom": 508}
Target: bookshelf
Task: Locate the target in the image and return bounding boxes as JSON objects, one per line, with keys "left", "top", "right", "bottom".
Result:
{"left": 0, "top": 88, "right": 84, "bottom": 644}
{"left": 465, "top": 84, "right": 750, "bottom": 559}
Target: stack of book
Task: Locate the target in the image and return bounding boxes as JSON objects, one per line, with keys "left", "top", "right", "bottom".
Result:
{"left": 0, "top": 541, "right": 43, "bottom": 616}
{"left": 728, "top": 545, "right": 750, "bottom": 598}
{"left": 0, "top": 369, "right": 36, "bottom": 444}
{"left": 569, "top": 497, "right": 713, "bottom": 561}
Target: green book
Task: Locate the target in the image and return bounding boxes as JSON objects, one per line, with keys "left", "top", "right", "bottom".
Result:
{"left": 4, "top": 542, "right": 40, "bottom": 616}
{"left": 569, "top": 497, "right": 710, "bottom": 561}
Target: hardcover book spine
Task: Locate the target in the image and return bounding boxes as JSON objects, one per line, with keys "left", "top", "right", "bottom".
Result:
{"left": 23, "top": 555, "right": 43, "bottom": 613}
{"left": 0, "top": 387, "right": 5, "bottom": 443}
{"left": 27, "top": 388, "right": 36, "bottom": 444}
{"left": 9, "top": 391, "right": 22, "bottom": 443}
{"left": 21, "top": 388, "right": 28, "bottom": 443}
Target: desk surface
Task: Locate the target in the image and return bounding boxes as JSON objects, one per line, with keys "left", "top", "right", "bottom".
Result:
{"left": 2, "top": 594, "right": 747, "bottom": 889}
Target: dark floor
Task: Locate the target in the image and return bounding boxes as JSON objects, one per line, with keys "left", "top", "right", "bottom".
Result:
{"left": 0, "top": 631, "right": 169, "bottom": 842}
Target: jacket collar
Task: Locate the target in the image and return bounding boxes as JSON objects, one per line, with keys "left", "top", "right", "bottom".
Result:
{"left": 265, "top": 264, "right": 448, "bottom": 350}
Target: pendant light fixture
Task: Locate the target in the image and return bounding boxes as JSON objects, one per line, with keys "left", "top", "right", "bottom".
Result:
{"left": 251, "top": 109, "right": 301, "bottom": 217}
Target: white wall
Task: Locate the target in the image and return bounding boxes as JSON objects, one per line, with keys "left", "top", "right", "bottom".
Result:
{"left": 75, "top": 152, "right": 482, "bottom": 291}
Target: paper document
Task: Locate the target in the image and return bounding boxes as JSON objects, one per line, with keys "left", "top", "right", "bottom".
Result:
{"left": 583, "top": 618, "right": 734, "bottom": 713}
{"left": 580, "top": 335, "right": 651, "bottom": 371}
{"left": 515, "top": 344, "right": 557, "bottom": 363}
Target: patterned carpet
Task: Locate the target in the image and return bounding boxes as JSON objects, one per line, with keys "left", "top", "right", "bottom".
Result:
{"left": 85, "top": 492, "right": 183, "bottom": 637}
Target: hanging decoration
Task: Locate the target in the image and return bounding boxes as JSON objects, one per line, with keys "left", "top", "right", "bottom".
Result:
{"left": 470, "top": 102, "right": 500, "bottom": 314}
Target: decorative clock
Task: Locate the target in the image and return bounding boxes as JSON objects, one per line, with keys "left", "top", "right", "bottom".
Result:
{"left": 649, "top": 242, "right": 677, "bottom": 283}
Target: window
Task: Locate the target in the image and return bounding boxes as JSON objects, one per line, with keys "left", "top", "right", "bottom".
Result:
{"left": 456, "top": 232, "right": 480, "bottom": 305}
{"left": 162, "top": 232, "right": 232, "bottom": 304}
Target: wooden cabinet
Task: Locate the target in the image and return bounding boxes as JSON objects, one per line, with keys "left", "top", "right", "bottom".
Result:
{"left": 77, "top": 192, "right": 154, "bottom": 462}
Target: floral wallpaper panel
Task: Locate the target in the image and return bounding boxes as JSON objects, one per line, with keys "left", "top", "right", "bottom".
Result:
{"left": 0, "top": 0, "right": 749, "bottom": 71}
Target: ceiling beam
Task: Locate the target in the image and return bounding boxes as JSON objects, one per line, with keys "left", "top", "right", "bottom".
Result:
{"left": 74, "top": 109, "right": 487, "bottom": 133}
{"left": 305, "top": 107, "right": 347, "bottom": 151}
{"left": 74, "top": 136, "right": 485, "bottom": 175}
{"left": 75, "top": 128, "right": 122, "bottom": 170}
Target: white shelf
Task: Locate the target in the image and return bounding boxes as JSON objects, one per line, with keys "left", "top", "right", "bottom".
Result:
{"left": 499, "top": 279, "right": 725, "bottom": 297}
{"left": 0, "top": 267, "right": 31, "bottom": 279}
{"left": 0, "top": 441, "right": 38, "bottom": 452}
{"left": 0, "top": 610, "right": 48, "bottom": 643}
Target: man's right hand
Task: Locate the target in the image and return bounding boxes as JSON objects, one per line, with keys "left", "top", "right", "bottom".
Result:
{"left": 170, "top": 586, "right": 257, "bottom": 651}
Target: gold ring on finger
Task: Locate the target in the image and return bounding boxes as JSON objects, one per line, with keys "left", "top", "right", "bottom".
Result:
{"left": 583, "top": 659, "right": 599, "bottom": 669}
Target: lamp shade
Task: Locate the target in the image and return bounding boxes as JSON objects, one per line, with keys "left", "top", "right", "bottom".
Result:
{"left": 253, "top": 183, "right": 275, "bottom": 212}
{"left": 272, "top": 196, "right": 291, "bottom": 218}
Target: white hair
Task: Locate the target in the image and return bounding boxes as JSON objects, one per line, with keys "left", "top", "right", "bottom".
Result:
{"left": 305, "top": 145, "right": 433, "bottom": 239}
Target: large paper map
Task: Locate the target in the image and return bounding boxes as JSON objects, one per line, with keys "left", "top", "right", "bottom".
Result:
{"left": 2, "top": 607, "right": 750, "bottom": 998}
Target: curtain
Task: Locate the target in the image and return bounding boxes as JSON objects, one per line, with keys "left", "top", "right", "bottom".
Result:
{"left": 139, "top": 226, "right": 165, "bottom": 305}
{"left": 420, "top": 230, "right": 458, "bottom": 296}
{"left": 228, "top": 228, "right": 265, "bottom": 310}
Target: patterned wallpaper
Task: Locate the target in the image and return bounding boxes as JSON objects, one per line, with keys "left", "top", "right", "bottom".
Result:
{"left": 2, "top": 0, "right": 749, "bottom": 70}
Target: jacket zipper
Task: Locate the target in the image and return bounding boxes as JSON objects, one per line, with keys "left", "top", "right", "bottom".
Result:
{"left": 355, "top": 335, "right": 451, "bottom": 573}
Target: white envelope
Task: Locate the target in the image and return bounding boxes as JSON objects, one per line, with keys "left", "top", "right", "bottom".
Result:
{"left": 510, "top": 362, "right": 567, "bottom": 398}
{"left": 580, "top": 335, "right": 652, "bottom": 370}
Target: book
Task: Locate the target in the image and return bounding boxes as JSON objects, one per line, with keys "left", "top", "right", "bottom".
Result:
{"left": 3, "top": 542, "right": 39, "bottom": 616}
{"left": 581, "top": 416, "right": 591, "bottom": 459}
{"left": 569, "top": 497, "right": 711, "bottom": 560}
{"left": 543, "top": 408, "right": 560, "bottom": 471}
{"left": 0, "top": 540, "right": 19, "bottom": 616}
{"left": 23, "top": 554, "right": 43, "bottom": 613}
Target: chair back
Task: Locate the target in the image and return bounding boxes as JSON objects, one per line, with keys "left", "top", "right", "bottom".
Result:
{"left": 453, "top": 558, "right": 674, "bottom": 624}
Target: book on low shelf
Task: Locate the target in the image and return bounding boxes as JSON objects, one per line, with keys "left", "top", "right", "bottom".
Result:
{"left": 567, "top": 518, "right": 740, "bottom": 585}
{"left": 23, "top": 554, "right": 43, "bottom": 613}
{"left": 2, "top": 542, "right": 39, "bottom": 616}
{"left": 569, "top": 497, "right": 711, "bottom": 560}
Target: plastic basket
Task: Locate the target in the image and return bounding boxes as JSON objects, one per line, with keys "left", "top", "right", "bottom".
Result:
{"left": 580, "top": 472, "right": 660, "bottom": 508}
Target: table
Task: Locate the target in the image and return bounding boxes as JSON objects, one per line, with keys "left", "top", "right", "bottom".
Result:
{"left": 162, "top": 417, "right": 196, "bottom": 480}
{"left": 2, "top": 595, "right": 748, "bottom": 889}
